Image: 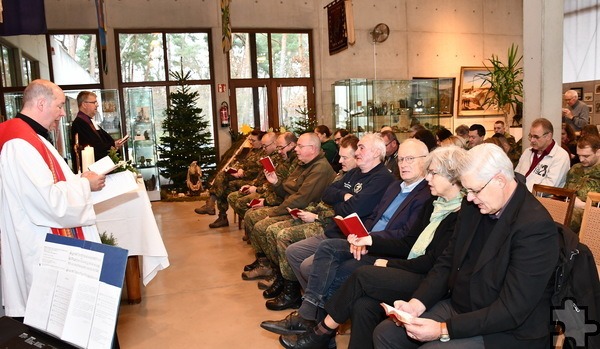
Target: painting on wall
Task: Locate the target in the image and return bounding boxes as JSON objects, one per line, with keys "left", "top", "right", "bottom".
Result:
{"left": 584, "top": 92, "right": 594, "bottom": 102}
{"left": 457, "top": 67, "right": 500, "bottom": 116}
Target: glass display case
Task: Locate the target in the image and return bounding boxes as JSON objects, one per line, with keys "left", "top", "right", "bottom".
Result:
{"left": 125, "top": 87, "right": 161, "bottom": 201}
{"left": 332, "top": 78, "right": 449, "bottom": 140}
{"left": 4, "top": 89, "right": 123, "bottom": 171}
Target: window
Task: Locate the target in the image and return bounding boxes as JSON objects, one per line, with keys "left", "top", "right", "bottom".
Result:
{"left": 21, "top": 54, "right": 39, "bottom": 85}
{"left": 227, "top": 30, "right": 314, "bottom": 132}
{"left": 0, "top": 43, "right": 16, "bottom": 88}
{"left": 49, "top": 33, "right": 100, "bottom": 85}
{"left": 116, "top": 29, "right": 215, "bottom": 160}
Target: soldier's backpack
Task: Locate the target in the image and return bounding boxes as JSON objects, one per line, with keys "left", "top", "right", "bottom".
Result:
{"left": 551, "top": 224, "right": 600, "bottom": 349}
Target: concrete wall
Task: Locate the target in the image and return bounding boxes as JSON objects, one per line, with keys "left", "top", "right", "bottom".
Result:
{"left": 43, "top": 0, "right": 524, "bottom": 146}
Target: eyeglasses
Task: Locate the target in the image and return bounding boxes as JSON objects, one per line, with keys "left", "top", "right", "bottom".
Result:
{"left": 261, "top": 141, "right": 275, "bottom": 149}
{"left": 385, "top": 140, "right": 396, "bottom": 147}
{"left": 249, "top": 138, "right": 261, "bottom": 143}
{"left": 465, "top": 175, "right": 496, "bottom": 196}
{"left": 426, "top": 169, "right": 439, "bottom": 177}
{"left": 397, "top": 155, "right": 426, "bottom": 164}
{"left": 528, "top": 132, "right": 549, "bottom": 140}
{"left": 334, "top": 137, "right": 342, "bottom": 142}
{"left": 276, "top": 142, "right": 291, "bottom": 151}
{"left": 83, "top": 101, "right": 98, "bottom": 104}
{"left": 296, "top": 144, "right": 313, "bottom": 149}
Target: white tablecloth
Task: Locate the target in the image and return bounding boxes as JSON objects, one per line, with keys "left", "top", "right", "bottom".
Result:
{"left": 94, "top": 181, "right": 170, "bottom": 285}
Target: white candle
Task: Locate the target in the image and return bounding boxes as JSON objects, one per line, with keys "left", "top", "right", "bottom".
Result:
{"left": 81, "top": 146, "right": 95, "bottom": 172}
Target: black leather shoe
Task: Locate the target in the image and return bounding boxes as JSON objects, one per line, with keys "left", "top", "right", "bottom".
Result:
{"left": 261, "top": 311, "right": 316, "bottom": 335}
{"left": 263, "top": 273, "right": 284, "bottom": 299}
{"left": 266, "top": 280, "right": 302, "bottom": 310}
{"left": 244, "top": 256, "right": 267, "bottom": 272}
{"left": 279, "top": 330, "right": 334, "bottom": 349}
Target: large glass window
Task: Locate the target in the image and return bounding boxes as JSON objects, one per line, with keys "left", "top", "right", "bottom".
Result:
{"left": 1, "top": 43, "right": 16, "bottom": 87}
{"left": 228, "top": 30, "right": 314, "bottom": 132}
{"left": 116, "top": 29, "right": 215, "bottom": 164}
{"left": 49, "top": 34, "right": 100, "bottom": 85}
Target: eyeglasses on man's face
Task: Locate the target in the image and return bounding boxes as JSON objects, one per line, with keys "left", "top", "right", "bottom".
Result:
{"left": 83, "top": 100, "right": 98, "bottom": 105}
{"left": 261, "top": 141, "right": 275, "bottom": 149}
{"left": 397, "top": 155, "right": 426, "bottom": 164}
{"left": 527, "top": 132, "right": 549, "bottom": 140}
{"left": 276, "top": 142, "right": 291, "bottom": 151}
{"left": 465, "top": 175, "right": 495, "bottom": 196}
{"left": 296, "top": 144, "right": 313, "bottom": 149}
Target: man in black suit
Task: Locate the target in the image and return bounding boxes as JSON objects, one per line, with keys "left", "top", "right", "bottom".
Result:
{"left": 373, "top": 143, "right": 559, "bottom": 349}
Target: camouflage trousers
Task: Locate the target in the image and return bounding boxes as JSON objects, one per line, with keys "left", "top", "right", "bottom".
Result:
{"left": 570, "top": 207, "right": 584, "bottom": 234}
{"left": 227, "top": 191, "right": 260, "bottom": 219}
{"left": 263, "top": 219, "right": 324, "bottom": 281}
{"left": 245, "top": 207, "right": 285, "bottom": 251}
{"left": 210, "top": 171, "right": 250, "bottom": 213}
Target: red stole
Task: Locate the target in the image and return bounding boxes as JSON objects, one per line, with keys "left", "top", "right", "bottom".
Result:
{"left": 525, "top": 140, "right": 556, "bottom": 178}
{"left": 0, "top": 118, "right": 85, "bottom": 239}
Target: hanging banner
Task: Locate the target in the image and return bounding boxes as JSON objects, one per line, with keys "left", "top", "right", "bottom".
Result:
{"left": 95, "top": 0, "right": 108, "bottom": 74}
{"left": 326, "top": 0, "right": 348, "bottom": 55}
{"left": 221, "top": 0, "right": 232, "bottom": 53}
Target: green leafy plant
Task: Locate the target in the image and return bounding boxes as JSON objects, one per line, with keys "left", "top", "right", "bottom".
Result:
{"left": 477, "top": 44, "right": 523, "bottom": 115}
{"left": 100, "top": 231, "right": 117, "bottom": 246}
{"left": 108, "top": 148, "right": 138, "bottom": 174}
{"left": 292, "top": 106, "right": 317, "bottom": 135}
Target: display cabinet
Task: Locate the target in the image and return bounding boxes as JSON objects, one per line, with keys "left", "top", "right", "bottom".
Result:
{"left": 125, "top": 87, "right": 161, "bottom": 201}
{"left": 4, "top": 89, "right": 123, "bottom": 170}
{"left": 332, "top": 78, "right": 451, "bottom": 140}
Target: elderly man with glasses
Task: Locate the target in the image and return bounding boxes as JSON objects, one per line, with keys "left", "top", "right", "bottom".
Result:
{"left": 69, "top": 91, "right": 128, "bottom": 173}
{"left": 515, "top": 118, "right": 570, "bottom": 191}
{"left": 562, "top": 89, "right": 590, "bottom": 131}
{"left": 371, "top": 143, "right": 559, "bottom": 349}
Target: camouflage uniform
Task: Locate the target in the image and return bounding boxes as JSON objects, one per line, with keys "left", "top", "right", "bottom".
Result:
{"left": 262, "top": 201, "right": 336, "bottom": 281}
{"left": 246, "top": 153, "right": 336, "bottom": 256}
{"left": 565, "top": 163, "right": 600, "bottom": 232}
{"left": 228, "top": 152, "right": 296, "bottom": 219}
{"left": 210, "top": 147, "right": 264, "bottom": 214}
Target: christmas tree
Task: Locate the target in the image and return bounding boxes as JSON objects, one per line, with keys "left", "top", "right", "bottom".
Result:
{"left": 291, "top": 106, "right": 317, "bottom": 135}
{"left": 157, "top": 68, "right": 216, "bottom": 193}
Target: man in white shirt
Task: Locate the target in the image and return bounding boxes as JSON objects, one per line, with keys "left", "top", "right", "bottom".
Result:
{"left": 515, "top": 118, "right": 570, "bottom": 191}
{"left": 0, "top": 79, "right": 105, "bottom": 318}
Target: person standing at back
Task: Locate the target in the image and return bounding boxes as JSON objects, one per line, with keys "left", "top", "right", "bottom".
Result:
{"left": 70, "top": 91, "right": 127, "bottom": 173}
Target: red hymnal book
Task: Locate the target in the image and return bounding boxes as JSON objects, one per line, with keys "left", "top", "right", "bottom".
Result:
{"left": 226, "top": 167, "right": 238, "bottom": 174}
{"left": 260, "top": 156, "right": 276, "bottom": 173}
{"left": 247, "top": 198, "right": 261, "bottom": 208}
{"left": 287, "top": 207, "right": 302, "bottom": 219}
{"left": 333, "top": 213, "right": 369, "bottom": 237}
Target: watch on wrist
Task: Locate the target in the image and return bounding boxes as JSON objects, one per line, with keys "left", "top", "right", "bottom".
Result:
{"left": 439, "top": 322, "right": 450, "bottom": 342}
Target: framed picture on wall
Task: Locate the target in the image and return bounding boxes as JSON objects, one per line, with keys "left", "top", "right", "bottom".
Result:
{"left": 413, "top": 77, "right": 456, "bottom": 115}
{"left": 584, "top": 92, "right": 594, "bottom": 102}
{"left": 457, "top": 67, "right": 500, "bottom": 116}
{"left": 596, "top": 102, "right": 600, "bottom": 114}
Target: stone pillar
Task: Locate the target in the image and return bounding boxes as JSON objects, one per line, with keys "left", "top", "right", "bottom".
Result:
{"left": 523, "top": 0, "right": 564, "bottom": 146}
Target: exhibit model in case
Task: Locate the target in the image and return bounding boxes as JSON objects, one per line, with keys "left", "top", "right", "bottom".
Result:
{"left": 332, "top": 78, "right": 453, "bottom": 141}
{"left": 126, "top": 87, "right": 161, "bottom": 201}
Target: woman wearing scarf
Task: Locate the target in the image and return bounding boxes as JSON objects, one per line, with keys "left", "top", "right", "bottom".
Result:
{"left": 273, "top": 145, "right": 467, "bottom": 349}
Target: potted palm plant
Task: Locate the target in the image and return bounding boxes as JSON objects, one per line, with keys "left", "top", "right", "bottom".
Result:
{"left": 477, "top": 44, "right": 524, "bottom": 122}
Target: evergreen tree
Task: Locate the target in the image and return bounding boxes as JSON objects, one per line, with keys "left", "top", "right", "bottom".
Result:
{"left": 291, "top": 106, "right": 317, "bottom": 135}
{"left": 157, "top": 68, "right": 216, "bottom": 192}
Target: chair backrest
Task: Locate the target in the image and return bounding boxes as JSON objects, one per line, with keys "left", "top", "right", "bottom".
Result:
{"left": 579, "top": 192, "right": 600, "bottom": 263}
{"left": 532, "top": 184, "right": 577, "bottom": 226}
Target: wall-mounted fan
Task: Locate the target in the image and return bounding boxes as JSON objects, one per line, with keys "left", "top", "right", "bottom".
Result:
{"left": 370, "top": 23, "right": 389, "bottom": 43}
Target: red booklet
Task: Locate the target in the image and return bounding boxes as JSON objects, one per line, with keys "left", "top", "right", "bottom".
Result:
{"left": 287, "top": 207, "right": 302, "bottom": 219}
{"left": 226, "top": 167, "right": 238, "bottom": 174}
{"left": 259, "top": 156, "right": 276, "bottom": 173}
{"left": 333, "top": 213, "right": 369, "bottom": 237}
{"left": 247, "top": 198, "right": 262, "bottom": 208}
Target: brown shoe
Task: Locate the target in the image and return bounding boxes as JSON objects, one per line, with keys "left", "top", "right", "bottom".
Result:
{"left": 194, "top": 204, "right": 215, "bottom": 215}
{"left": 242, "top": 265, "right": 273, "bottom": 280}
{"left": 209, "top": 215, "right": 229, "bottom": 228}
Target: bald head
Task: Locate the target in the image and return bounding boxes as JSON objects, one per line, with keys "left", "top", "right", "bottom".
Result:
{"left": 295, "top": 133, "right": 321, "bottom": 163}
{"left": 21, "top": 79, "right": 66, "bottom": 131}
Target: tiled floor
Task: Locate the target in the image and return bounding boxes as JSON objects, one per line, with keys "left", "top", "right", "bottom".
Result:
{"left": 116, "top": 201, "right": 350, "bottom": 348}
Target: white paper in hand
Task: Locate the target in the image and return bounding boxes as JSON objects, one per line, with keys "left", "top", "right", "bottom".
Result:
{"left": 87, "top": 156, "right": 118, "bottom": 175}
{"left": 380, "top": 303, "right": 414, "bottom": 324}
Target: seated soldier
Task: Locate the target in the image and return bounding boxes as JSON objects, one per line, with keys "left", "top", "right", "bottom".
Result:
{"left": 257, "top": 134, "right": 395, "bottom": 311}
{"left": 565, "top": 135, "right": 600, "bottom": 233}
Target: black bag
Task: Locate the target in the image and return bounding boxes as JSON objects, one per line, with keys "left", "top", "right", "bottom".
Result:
{"left": 550, "top": 224, "right": 600, "bottom": 349}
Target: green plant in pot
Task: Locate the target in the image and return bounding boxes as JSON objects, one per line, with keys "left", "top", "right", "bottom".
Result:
{"left": 477, "top": 44, "right": 523, "bottom": 120}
